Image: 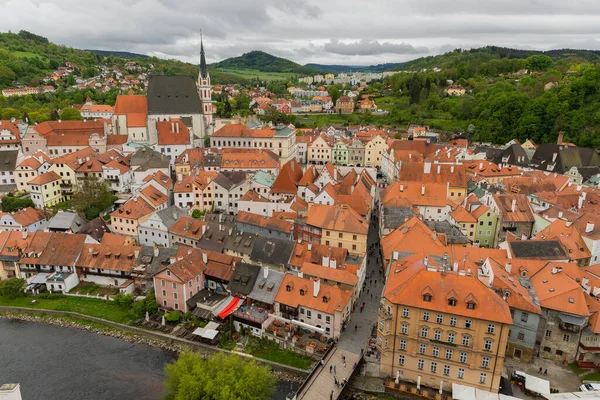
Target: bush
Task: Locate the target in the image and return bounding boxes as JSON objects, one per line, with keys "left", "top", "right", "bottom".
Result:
{"left": 113, "top": 293, "right": 134, "bottom": 308}
{"left": 132, "top": 292, "right": 159, "bottom": 317}
{"left": 1, "top": 196, "right": 34, "bottom": 212}
{"left": 0, "top": 278, "right": 26, "bottom": 298}
{"left": 165, "top": 311, "right": 181, "bottom": 322}
{"left": 191, "top": 209, "right": 204, "bottom": 219}
{"left": 37, "top": 293, "right": 65, "bottom": 300}
{"left": 85, "top": 206, "right": 100, "bottom": 220}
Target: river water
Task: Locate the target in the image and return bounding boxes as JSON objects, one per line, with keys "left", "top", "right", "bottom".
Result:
{"left": 0, "top": 319, "right": 295, "bottom": 400}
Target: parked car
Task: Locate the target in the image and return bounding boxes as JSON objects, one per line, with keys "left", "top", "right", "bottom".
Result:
{"left": 580, "top": 383, "right": 600, "bottom": 392}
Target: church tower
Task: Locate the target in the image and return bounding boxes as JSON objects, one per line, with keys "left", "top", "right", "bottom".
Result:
{"left": 198, "top": 36, "right": 213, "bottom": 126}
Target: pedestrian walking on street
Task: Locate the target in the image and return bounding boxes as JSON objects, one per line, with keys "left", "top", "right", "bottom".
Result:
{"left": 353, "top": 362, "right": 357, "bottom": 370}
{"left": 333, "top": 365, "right": 336, "bottom": 374}
{"left": 330, "top": 391, "right": 334, "bottom": 400}
{"left": 355, "top": 324, "right": 358, "bottom": 332}
{"left": 544, "top": 369, "right": 548, "bottom": 376}
{"left": 330, "top": 365, "right": 332, "bottom": 373}
{"left": 343, "top": 360, "right": 346, "bottom": 368}
{"left": 539, "top": 367, "right": 542, "bottom": 374}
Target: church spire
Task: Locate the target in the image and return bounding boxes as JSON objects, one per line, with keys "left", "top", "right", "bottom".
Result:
{"left": 199, "top": 34, "right": 208, "bottom": 80}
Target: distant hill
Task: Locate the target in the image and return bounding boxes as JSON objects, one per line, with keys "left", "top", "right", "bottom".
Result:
{"left": 212, "top": 50, "right": 319, "bottom": 75}
{"left": 305, "top": 63, "right": 402, "bottom": 73}
{"left": 390, "top": 46, "right": 600, "bottom": 71}
{"left": 88, "top": 49, "right": 148, "bottom": 59}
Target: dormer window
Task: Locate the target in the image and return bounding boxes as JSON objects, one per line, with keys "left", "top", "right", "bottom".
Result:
{"left": 286, "top": 285, "right": 292, "bottom": 292}
{"left": 300, "top": 289, "right": 305, "bottom": 296}
{"left": 448, "top": 298, "right": 457, "bottom": 306}
{"left": 322, "top": 296, "right": 329, "bottom": 303}
{"left": 423, "top": 294, "right": 432, "bottom": 302}
{"left": 467, "top": 302, "right": 476, "bottom": 310}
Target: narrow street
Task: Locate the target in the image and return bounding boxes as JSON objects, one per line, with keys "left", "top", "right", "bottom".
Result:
{"left": 298, "top": 211, "right": 385, "bottom": 400}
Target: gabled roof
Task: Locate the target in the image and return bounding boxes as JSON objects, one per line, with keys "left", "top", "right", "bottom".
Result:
{"left": 111, "top": 196, "right": 155, "bottom": 220}
{"left": 384, "top": 253, "right": 512, "bottom": 324}
{"left": 486, "top": 258, "right": 541, "bottom": 314}
{"left": 213, "top": 171, "right": 247, "bottom": 190}
{"left": 8, "top": 207, "right": 46, "bottom": 226}
{"left": 76, "top": 244, "right": 141, "bottom": 272}
{"left": 529, "top": 262, "right": 588, "bottom": 316}
{"left": 147, "top": 76, "right": 202, "bottom": 115}
{"left": 271, "top": 159, "right": 303, "bottom": 194}
{"left": 275, "top": 274, "right": 352, "bottom": 314}
{"left": 28, "top": 170, "right": 61, "bottom": 185}
{"left": 228, "top": 262, "right": 261, "bottom": 296}
{"left": 236, "top": 211, "right": 293, "bottom": 233}
{"left": 306, "top": 204, "right": 368, "bottom": 235}
{"left": 169, "top": 216, "right": 207, "bottom": 239}
{"left": 508, "top": 239, "right": 567, "bottom": 260}
{"left": 250, "top": 236, "right": 295, "bottom": 266}
{"left": 156, "top": 119, "right": 190, "bottom": 146}
{"left": 493, "top": 194, "right": 534, "bottom": 222}
{"left": 130, "top": 147, "right": 170, "bottom": 171}
{"left": 113, "top": 95, "right": 148, "bottom": 127}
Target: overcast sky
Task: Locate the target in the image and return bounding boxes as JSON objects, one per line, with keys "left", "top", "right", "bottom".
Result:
{"left": 3, "top": 0, "right": 600, "bottom": 66}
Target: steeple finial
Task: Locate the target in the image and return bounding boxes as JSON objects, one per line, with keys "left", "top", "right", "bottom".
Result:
{"left": 199, "top": 32, "right": 208, "bottom": 80}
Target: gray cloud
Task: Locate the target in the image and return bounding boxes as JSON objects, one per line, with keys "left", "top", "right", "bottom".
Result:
{"left": 323, "top": 39, "right": 429, "bottom": 56}
{"left": 2, "top": 0, "right": 600, "bottom": 65}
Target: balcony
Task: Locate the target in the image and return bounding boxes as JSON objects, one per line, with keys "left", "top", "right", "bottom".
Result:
{"left": 558, "top": 313, "right": 587, "bottom": 333}
{"left": 233, "top": 305, "right": 269, "bottom": 325}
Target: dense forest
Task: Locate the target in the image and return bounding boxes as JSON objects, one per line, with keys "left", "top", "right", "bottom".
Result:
{"left": 377, "top": 48, "right": 600, "bottom": 148}
{"left": 0, "top": 30, "right": 247, "bottom": 89}
{"left": 212, "top": 50, "right": 319, "bottom": 75}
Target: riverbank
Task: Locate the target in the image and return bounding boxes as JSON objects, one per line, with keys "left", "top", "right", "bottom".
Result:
{"left": 0, "top": 307, "right": 306, "bottom": 384}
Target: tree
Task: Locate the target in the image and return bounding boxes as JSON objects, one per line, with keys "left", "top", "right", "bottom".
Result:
{"left": 526, "top": 55, "right": 553, "bottom": 72}
{"left": 60, "top": 108, "right": 82, "bottom": 120}
{"left": 0, "top": 66, "right": 17, "bottom": 87}
{"left": 0, "top": 278, "right": 26, "bottom": 298}
{"left": 328, "top": 85, "right": 341, "bottom": 104}
{"left": 0, "top": 108, "right": 21, "bottom": 120}
{"left": 71, "top": 176, "right": 116, "bottom": 218}
{"left": 1, "top": 194, "right": 34, "bottom": 212}
{"left": 164, "top": 351, "right": 276, "bottom": 400}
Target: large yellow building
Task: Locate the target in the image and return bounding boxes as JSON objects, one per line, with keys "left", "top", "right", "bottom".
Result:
{"left": 306, "top": 204, "right": 368, "bottom": 255}
{"left": 364, "top": 134, "right": 388, "bottom": 168}
{"left": 28, "top": 171, "right": 65, "bottom": 208}
{"left": 378, "top": 253, "right": 512, "bottom": 393}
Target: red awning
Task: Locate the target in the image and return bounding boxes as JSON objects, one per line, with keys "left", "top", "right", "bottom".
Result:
{"left": 216, "top": 297, "right": 241, "bottom": 319}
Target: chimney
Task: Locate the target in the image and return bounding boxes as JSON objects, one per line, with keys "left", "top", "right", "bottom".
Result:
{"left": 450, "top": 165, "right": 454, "bottom": 174}
{"left": 308, "top": 243, "right": 312, "bottom": 251}
{"left": 558, "top": 131, "right": 564, "bottom": 145}
{"left": 558, "top": 211, "right": 563, "bottom": 219}
{"left": 298, "top": 270, "right": 304, "bottom": 278}
{"left": 175, "top": 122, "right": 179, "bottom": 133}
{"left": 171, "top": 122, "right": 175, "bottom": 132}
{"left": 169, "top": 256, "right": 176, "bottom": 264}
{"left": 421, "top": 185, "right": 425, "bottom": 196}
{"left": 313, "top": 278, "right": 320, "bottom": 297}
{"left": 552, "top": 152, "right": 558, "bottom": 163}
{"left": 437, "top": 165, "right": 441, "bottom": 174}
{"left": 153, "top": 246, "right": 159, "bottom": 256}
{"left": 586, "top": 222, "right": 595, "bottom": 233}
{"left": 432, "top": 231, "right": 437, "bottom": 241}
{"left": 511, "top": 199, "right": 517, "bottom": 213}
{"left": 404, "top": 215, "right": 409, "bottom": 223}
{"left": 400, "top": 184, "right": 404, "bottom": 192}
{"left": 424, "top": 256, "right": 429, "bottom": 267}
{"left": 134, "top": 249, "right": 140, "bottom": 259}
{"left": 202, "top": 224, "right": 207, "bottom": 235}
{"left": 322, "top": 256, "right": 329, "bottom": 267}
{"left": 21, "top": 230, "right": 27, "bottom": 240}
{"left": 505, "top": 262, "right": 512, "bottom": 273}
{"left": 423, "top": 162, "right": 432, "bottom": 174}
{"left": 263, "top": 267, "right": 269, "bottom": 279}
{"left": 578, "top": 196, "right": 584, "bottom": 209}
{"left": 479, "top": 162, "right": 483, "bottom": 170}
